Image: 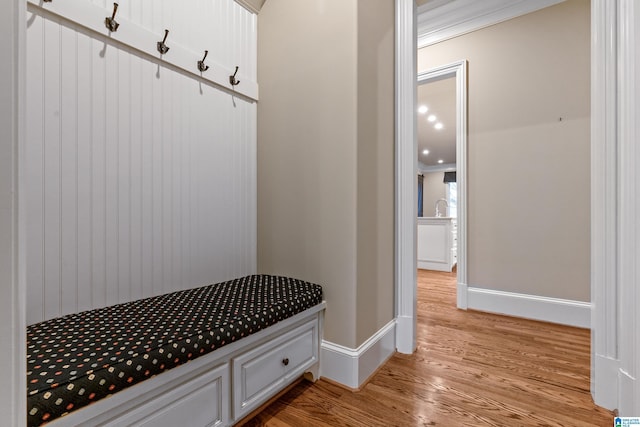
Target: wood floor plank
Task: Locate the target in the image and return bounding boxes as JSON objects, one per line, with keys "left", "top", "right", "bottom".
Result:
{"left": 242, "top": 269, "right": 614, "bottom": 426}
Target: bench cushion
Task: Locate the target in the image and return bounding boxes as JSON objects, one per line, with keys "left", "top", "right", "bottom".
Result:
{"left": 26, "top": 275, "right": 323, "bottom": 426}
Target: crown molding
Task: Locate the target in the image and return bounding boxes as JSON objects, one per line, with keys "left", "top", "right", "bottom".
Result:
{"left": 417, "top": 0, "right": 565, "bottom": 48}
{"left": 234, "top": 0, "right": 266, "bottom": 14}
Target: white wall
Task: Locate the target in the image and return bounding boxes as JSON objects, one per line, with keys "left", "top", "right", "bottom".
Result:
{"left": 25, "top": 0, "right": 258, "bottom": 324}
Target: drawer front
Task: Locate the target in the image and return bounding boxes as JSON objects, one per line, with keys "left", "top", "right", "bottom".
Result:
{"left": 106, "top": 363, "right": 229, "bottom": 427}
{"left": 233, "top": 319, "right": 319, "bottom": 419}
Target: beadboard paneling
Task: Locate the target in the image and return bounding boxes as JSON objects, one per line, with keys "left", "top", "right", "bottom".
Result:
{"left": 25, "top": 2, "right": 257, "bottom": 325}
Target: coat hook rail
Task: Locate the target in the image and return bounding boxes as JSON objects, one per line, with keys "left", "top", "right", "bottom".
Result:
{"left": 157, "top": 29, "right": 170, "bottom": 54}
{"left": 229, "top": 66, "right": 241, "bottom": 86}
{"left": 197, "top": 50, "right": 210, "bottom": 72}
{"left": 105, "top": 3, "right": 119, "bottom": 32}
{"left": 28, "top": 0, "right": 259, "bottom": 100}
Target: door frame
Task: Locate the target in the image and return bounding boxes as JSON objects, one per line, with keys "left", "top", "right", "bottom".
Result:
{"left": 417, "top": 60, "right": 468, "bottom": 310}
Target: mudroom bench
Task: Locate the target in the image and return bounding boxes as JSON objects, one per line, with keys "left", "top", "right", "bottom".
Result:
{"left": 27, "top": 275, "right": 325, "bottom": 427}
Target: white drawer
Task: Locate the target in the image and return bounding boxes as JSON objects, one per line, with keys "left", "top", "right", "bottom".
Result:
{"left": 105, "top": 363, "right": 229, "bottom": 427}
{"left": 233, "top": 319, "right": 319, "bottom": 419}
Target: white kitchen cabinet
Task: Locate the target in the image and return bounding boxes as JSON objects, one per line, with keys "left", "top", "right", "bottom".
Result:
{"left": 417, "top": 217, "right": 457, "bottom": 272}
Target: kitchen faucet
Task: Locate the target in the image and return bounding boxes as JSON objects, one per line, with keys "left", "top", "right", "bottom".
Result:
{"left": 435, "top": 199, "right": 449, "bottom": 217}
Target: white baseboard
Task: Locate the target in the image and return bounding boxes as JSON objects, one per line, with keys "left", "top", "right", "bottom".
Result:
{"left": 460, "top": 284, "right": 591, "bottom": 328}
{"left": 320, "top": 320, "right": 396, "bottom": 389}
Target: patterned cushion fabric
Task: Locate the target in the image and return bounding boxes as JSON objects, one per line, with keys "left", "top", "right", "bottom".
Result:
{"left": 26, "top": 275, "right": 323, "bottom": 427}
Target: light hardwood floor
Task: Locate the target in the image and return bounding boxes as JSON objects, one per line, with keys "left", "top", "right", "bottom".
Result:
{"left": 242, "top": 269, "right": 614, "bottom": 426}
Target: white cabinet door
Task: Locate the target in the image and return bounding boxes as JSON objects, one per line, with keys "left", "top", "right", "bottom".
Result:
{"left": 233, "top": 319, "right": 319, "bottom": 419}
{"left": 105, "top": 363, "right": 229, "bottom": 427}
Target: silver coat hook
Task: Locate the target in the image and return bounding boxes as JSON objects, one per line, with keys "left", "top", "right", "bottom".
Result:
{"left": 105, "top": 3, "right": 120, "bottom": 32}
{"left": 157, "top": 29, "right": 170, "bottom": 55}
{"left": 229, "top": 66, "right": 241, "bottom": 86}
{"left": 197, "top": 50, "right": 210, "bottom": 72}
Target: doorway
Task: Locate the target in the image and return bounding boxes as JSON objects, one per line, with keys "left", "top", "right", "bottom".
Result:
{"left": 396, "top": 0, "right": 635, "bottom": 413}
{"left": 417, "top": 61, "right": 467, "bottom": 309}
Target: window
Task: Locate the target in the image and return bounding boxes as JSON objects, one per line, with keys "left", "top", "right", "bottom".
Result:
{"left": 447, "top": 182, "right": 457, "bottom": 218}
{"left": 418, "top": 175, "right": 424, "bottom": 217}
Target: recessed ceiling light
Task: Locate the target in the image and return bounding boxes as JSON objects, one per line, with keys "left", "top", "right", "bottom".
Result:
{"left": 422, "top": 149, "right": 429, "bottom": 155}
{"left": 434, "top": 122, "right": 444, "bottom": 130}
{"left": 427, "top": 114, "right": 437, "bottom": 122}
{"left": 418, "top": 105, "right": 428, "bottom": 114}
{"left": 438, "top": 159, "right": 444, "bottom": 164}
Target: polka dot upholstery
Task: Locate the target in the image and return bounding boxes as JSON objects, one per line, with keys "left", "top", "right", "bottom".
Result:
{"left": 26, "top": 275, "right": 323, "bottom": 426}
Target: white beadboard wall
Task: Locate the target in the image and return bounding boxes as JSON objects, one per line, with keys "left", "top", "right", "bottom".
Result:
{"left": 25, "top": 1, "right": 257, "bottom": 325}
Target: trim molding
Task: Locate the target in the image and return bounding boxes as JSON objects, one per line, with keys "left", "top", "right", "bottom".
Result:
{"left": 1, "top": 0, "right": 27, "bottom": 424}
{"left": 457, "top": 282, "right": 468, "bottom": 309}
{"left": 234, "top": 0, "right": 266, "bottom": 14}
{"left": 461, "top": 285, "right": 591, "bottom": 328}
{"left": 617, "top": 0, "right": 640, "bottom": 415}
{"left": 618, "top": 369, "right": 637, "bottom": 415}
{"left": 594, "top": 355, "right": 621, "bottom": 410}
{"left": 417, "top": 0, "right": 566, "bottom": 48}
{"left": 320, "top": 321, "right": 396, "bottom": 390}
{"left": 394, "top": 0, "right": 417, "bottom": 355}
{"left": 417, "top": 60, "right": 468, "bottom": 310}
{"left": 591, "top": 0, "right": 620, "bottom": 410}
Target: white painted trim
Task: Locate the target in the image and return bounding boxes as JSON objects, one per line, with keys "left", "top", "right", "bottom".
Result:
{"left": 594, "top": 355, "right": 621, "bottom": 411}
{"left": 591, "top": 0, "right": 620, "bottom": 410}
{"left": 394, "top": 0, "right": 417, "bottom": 355}
{"left": 0, "top": 0, "right": 26, "bottom": 425}
{"left": 463, "top": 286, "right": 591, "bottom": 328}
{"left": 234, "top": 0, "right": 265, "bottom": 15}
{"left": 320, "top": 321, "right": 396, "bottom": 389}
{"left": 417, "top": 60, "right": 467, "bottom": 311}
{"left": 457, "top": 282, "right": 468, "bottom": 309}
{"left": 28, "top": 0, "right": 258, "bottom": 101}
{"left": 618, "top": 369, "right": 637, "bottom": 417}
{"left": 617, "top": 0, "right": 639, "bottom": 415}
{"left": 417, "top": 0, "right": 566, "bottom": 48}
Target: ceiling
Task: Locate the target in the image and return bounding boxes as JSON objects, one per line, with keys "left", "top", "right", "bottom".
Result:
{"left": 417, "top": 76, "right": 456, "bottom": 168}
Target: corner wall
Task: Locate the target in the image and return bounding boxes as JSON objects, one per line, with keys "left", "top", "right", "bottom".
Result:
{"left": 257, "top": 0, "right": 395, "bottom": 357}
{"left": 257, "top": 0, "right": 359, "bottom": 348}
{"left": 355, "top": 0, "right": 395, "bottom": 347}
